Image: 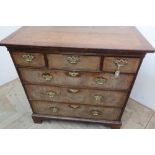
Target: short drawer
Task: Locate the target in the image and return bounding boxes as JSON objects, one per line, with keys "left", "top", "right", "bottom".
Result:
{"left": 25, "top": 85, "right": 127, "bottom": 107}
{"left": 20, "top": 68, "right": 134, "bottom": 90}
{"left": 12, "top": 52, "right": 45, "bottom": 67}
{"left": 103, "top": 57, "right": 140, "bottom": 73}
{"left": 47, "top": 54, "right": 100, "bottom": 71}
{"left": 31, "top": 101, "right": 121, "bottom": 121}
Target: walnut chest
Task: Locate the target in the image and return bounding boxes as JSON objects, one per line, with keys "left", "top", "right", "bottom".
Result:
{"left": 0, "top": 26, "right": 154, "bottom": 128}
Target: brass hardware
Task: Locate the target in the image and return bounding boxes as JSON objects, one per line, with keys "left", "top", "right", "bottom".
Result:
{"left": 46, "top": 91, "right": 57, "bottom": 98}
{"left": 49, "top": 107, "right": 59, "bottom": 113}
{"left": 69, "top": 104, "right": 80, "bottom": 109}
{"left": 68, "top": 89, "right": 80, "bottom": 93}
{"left": 95, "top": 77, "right": 107, "bottom": 85}
{"left": 113, "top": 58, "right": 128, "bottom": 78}
{"left": 67, "top": 56, "right": 80, "bottom": 64}
{"left": 90, "top": 110, "right": 102, "bottom": 116}
{"left": 22, "top": 54, "right": 34, "bottom": 62}
{"left": 94, "top": 95, "right": 103, "bottom": 102}
{"left": 42, "top": 73, "right": 53, "bottom": 81}
{"left": 68, "top": 71, "right": 80, "bottom": 77}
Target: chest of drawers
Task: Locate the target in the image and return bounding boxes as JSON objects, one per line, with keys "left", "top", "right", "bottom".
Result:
{"left": 0, "top": 26, "right": 154, "bottom": 128}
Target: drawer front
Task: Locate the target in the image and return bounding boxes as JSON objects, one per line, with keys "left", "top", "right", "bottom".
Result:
{"left": 103, "top": 57, "right": 140, "bottom": 73}
{"left": 20, "top": 68, "right": 134, "bottom": 90}
{"left": 47, "top": 54, "right": 100, "bottom": 71}
{"left": 32, "top": 101, "right": 121, "bottom": 121}
{"left": 12, "top": 52, "right": 45, "bottom": 67}
{"left": 26, "top": 85, "right": 127, "bottom": 107}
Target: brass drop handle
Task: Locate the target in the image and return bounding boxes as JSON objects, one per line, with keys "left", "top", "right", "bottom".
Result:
{"left": 113, "top": 58, "right": 128, "bottom": 78}
{"left": 49, "top": 107, "right": 59, "bottom": 113}
{"left": 90, "top": 110, "right": 102, "bottom": 116}
{"left": 95, "top": 77, "right": 108, "bottom": 85}
{"left": 46, "top": 91, "right": 57, "bottom": 98}
{"left": 68, "top": 89, "right": 80, "bottom": 94}
{"left": 68, "top": 71, "right": 80, "bottom": 77}
{"left": 67, "top": 56, "right": 80, "bottom": 64}
{"left": 94, "top": 95, "right": 104, "bottom": 102}
{"left": 42, "top": 73, "right": 53, "bottom": 81}
{"left": 22, "top": 54, "right": 34, "bottom": 62}
{"left": 69, "top": 104, "right": 80, "bottom": 109}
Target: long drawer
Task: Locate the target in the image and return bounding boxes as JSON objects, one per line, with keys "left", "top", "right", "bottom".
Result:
{"left": 31, "top": 101, "right": 121, "bottom": 121}
{"left": 25, "top": 85, "right": 127, "bottom": 107}
{"left": 20, "top": 68, "right": 134, "bottom": 90}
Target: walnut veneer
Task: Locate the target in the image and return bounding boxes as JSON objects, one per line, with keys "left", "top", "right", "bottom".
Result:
{"left": 0, "top": 26, "right": 154, "bottom": 129}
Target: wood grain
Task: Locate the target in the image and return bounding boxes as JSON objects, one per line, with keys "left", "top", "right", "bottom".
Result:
{"left": 12, "top": 52, "right": 45, "bottom": 67}
{"left": 25, "top": 84, "right": 127, "bottom": 107}
{"left": 103, "top": 57, "right": 140, "bottom": 73}
{"left": 47, "top": 54, "right": 100, "bottom": 71}
{"left": 31, "top": 101, "right": 121, "bottom": 121}
{"left": 0, "top": 27, "right": 154, "bottom": 52}
{"left": 19, "top": 68, "right": 134, "bottom": 90}
{"left": 0, "top": 26, "right": 154, "bottom": 128}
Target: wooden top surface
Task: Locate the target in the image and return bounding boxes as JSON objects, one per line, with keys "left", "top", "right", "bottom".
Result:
{"left": 0, "top": 26, "right": 154, "bottom": 52}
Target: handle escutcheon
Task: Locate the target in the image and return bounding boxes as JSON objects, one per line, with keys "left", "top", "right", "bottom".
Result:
{"left": 95, "top": 77, "right": 108, "bottom": 85}
{"left": 46, "top": 91, "right": 57, "bottom": 98}
{"left": 49, "top": 107, "right": 59, "bottom": 113}
{"left": 68, "top": 71, "right": 80, "bottom": 77}
{"left": 90, "top": 110, "right": 102, "bottom": 116}
{"left": 68, "top": 89, "right": 80, "bottom": 94}
{"left": 94, "top": 95, "right": 104, "bottom": 102}
{"left": 42, "top": 73, "right": 53, "bottom": 81}
{"left": 69, "top": 104, "right": 80, "bottom": 109}
{"left": 22, "top": 54, "right": 34, "bottom": 62}
{"left": 67, "top": 56, "right": 80, "bottom": 64}
{"left": 113, "top": 58, "right": 128, "bottom": 78}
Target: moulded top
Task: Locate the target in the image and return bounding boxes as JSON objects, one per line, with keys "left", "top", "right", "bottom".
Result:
{"left": 0, "top": 26, "right": 154, "bottom": 53}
